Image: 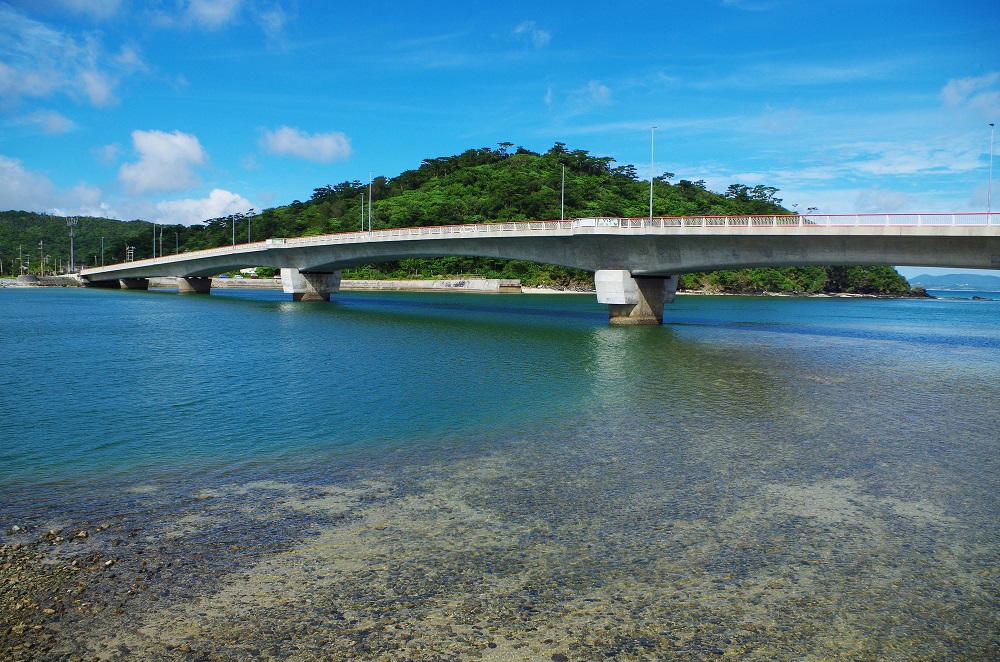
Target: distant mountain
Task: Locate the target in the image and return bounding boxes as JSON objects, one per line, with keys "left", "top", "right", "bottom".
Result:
{"left": 908, "top": 273, "right": 1000, "bottom": 291}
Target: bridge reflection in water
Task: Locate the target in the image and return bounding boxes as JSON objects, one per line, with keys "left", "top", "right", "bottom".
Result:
{"left": 80, "top": 213, "right": 1000, "bottom": 325}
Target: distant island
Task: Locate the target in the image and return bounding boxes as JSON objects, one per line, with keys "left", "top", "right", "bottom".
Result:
{"left": 1, "top": 143, "right": 918, "bottom": 296}
{"left": 906, "top": 273, "right": 1000, "bottom": 291}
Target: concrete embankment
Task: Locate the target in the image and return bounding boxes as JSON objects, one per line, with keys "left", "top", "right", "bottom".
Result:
{"left": 7, "top": 275, "right": 80, "bottom": 287}
{"left": 148, "top": 277, "right": 522, "bottom": 292}
{"left": 149, "top": 277, "right": 284, "bottom": 289}
{"left": 340, "top": 279, "right": 522, "bottom": 293}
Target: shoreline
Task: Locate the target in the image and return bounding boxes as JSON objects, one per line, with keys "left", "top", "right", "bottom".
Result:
{"left": 2, "top": 276, "right": 995, "bottom": 300}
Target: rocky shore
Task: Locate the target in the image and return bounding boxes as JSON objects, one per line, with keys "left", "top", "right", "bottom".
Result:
{"left": 2, "top": 524, "right": 130, "bottom": 661}
{"left": 1, "top": 517, "right": 218, "bottom": 661}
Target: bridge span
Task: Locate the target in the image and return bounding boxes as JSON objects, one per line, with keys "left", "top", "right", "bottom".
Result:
{"left": 80, "top": 212, "right": 1000, "bottom": 324}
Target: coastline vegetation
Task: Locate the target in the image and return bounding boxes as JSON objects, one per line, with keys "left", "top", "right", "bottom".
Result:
{"left": 0, "top": 143, "right": 912, "bottom": 294}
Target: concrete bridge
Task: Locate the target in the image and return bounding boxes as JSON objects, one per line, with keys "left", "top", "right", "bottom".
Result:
{"left": 80, "top": 212, "right": 1000, "bottom": 324}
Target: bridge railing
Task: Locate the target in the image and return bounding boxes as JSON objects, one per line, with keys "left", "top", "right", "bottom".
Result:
{"left": 632, "top": 212, "right": 997, "bottom": 228}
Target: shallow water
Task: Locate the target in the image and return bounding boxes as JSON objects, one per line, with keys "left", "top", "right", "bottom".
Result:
{"left": 1, "top": 287, "right": 998, "bottom": 660}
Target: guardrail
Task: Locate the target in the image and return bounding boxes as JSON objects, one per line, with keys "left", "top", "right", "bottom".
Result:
{"left": 83, "top": 212, "right": 997, "bottom": 275}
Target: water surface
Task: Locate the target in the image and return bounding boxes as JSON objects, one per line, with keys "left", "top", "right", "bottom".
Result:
{"left": 1, "top": 288, "right": 997, "bottom": 660}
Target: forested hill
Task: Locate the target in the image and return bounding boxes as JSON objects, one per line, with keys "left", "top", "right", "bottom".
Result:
{"left": 0, "top": 143, "right": 910, "bottom": 294}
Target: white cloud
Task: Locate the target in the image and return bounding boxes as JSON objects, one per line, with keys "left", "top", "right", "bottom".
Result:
{"left": 15, "top": 0, "right": 125, "bottom": 20}
{"left": 0, "top": 155, "right": 56, "bottom": 211}
{"left": 941, "top": 73, "right": 1000, "bottom": 116}
{"left": 119, "top": 129, "right": 208, "bottom": 195}
{"left": 853, "top": 188, "right": 917, "bottom": 213}
{"left": 186, "top": 0, "right": 242, "bottom": 30}
{"left": 78, "top": 69, "right": 117, "bottom": 107}
{"left": 513, "top": 21, "right": 550, "bottom": 48}
{"left": 838, "top": 139, "right": 982, "bottom": 177}
{"left": 11, "top": 109, "right": 76, "bottom": 134}
{"left": 154, "top": 188, "right": 253, "bottom": 225}
{"left": 154, "top": 0, "right": 242, "bottom": 31}
{"left": 0, "top": 154, "right": 125, "bottom": 218}
{"left": 255, "top": 4, "right": 289, "bottom": 48}
{"left": 260, "top": 126, "right": 352, "bottom": 163}
{"left": 94, "top": 143, "right": 122, "bottom": 165}
{"left": 114, "top": 44, "right": 147, "bottom": 73}
{"left": 565, "top": 80, "right": 612, "bottom": 113}
{"left": 0, "top": 5, "right": 143, "bottom": 108}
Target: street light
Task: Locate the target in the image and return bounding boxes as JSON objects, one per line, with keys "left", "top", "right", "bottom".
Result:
{"left": 67, "top": 216, "right": 78, "bottom": 273}
{"left": 561, "top": 164, "right": 565, "bottom": 221}
{"left": 368, "top": 170, "right": 373, "bottom": 232}
{"left": 650, "top": 126, "right": 657, "bottom": 222}
{"left": 989, "top": 122, "right": 995, "bottom": 215}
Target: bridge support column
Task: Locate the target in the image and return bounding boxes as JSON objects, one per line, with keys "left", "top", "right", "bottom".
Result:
{"left": 120, "top": 278, "right": 149, "bottom": 290}
{"left": 177, "top": 276, "right": 212, "bottom": 294}
{"left": 595, "top": 270, "right": 678, "bottom": 325}
{"left": 281, "top": 268, "right": 341, "bottom": 302}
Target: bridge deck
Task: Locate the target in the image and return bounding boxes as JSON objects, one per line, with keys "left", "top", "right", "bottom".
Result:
{"left": 80, "top": 213, "right": 1000, "bottom": 282}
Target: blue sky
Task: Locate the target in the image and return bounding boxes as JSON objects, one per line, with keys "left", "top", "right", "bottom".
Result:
{"left": 1, "top": 1, "right": 998, "bottom": 275}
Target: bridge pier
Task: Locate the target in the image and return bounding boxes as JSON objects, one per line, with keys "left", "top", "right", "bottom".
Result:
{"left": 177, "top": 277, "right": 212, "bottom": 294}
{"left": 281, "top": 268, "right": 341, "bottom": 302}
{"left": 120, "top": 278, "right": 149, "bottom": 290}
{"left": 595, "top": 270, "right": 678, "bottom": 325}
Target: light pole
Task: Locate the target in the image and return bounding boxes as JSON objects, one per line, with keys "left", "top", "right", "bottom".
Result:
{"left": 368, "top": 170, "right": 373, "bottom": 232}
{"left": 231, "top": 215, "right": 235, "bottom": 247}
{"left": 650, "top": 126, "right": 657, "bottom": 222}
{"left": 101, "top": 237, "right": 104, "bottom": 266}
{"left": 989, "top": 122, "right": 995, "bottom": 215}
{"left": 561, "top": 164, "right": 565, "bottom": 221}
{"left": 67, "top": 216, "right": 78, "bottom": 273}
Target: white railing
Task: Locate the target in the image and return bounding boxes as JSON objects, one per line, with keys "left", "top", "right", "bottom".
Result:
{"left": 82, "top": 212, "right": 997, "bottom": 275}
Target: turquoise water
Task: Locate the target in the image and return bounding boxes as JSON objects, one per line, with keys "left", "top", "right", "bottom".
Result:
{"left": 1, "top": 287, "right": 998, "bottom": 659}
